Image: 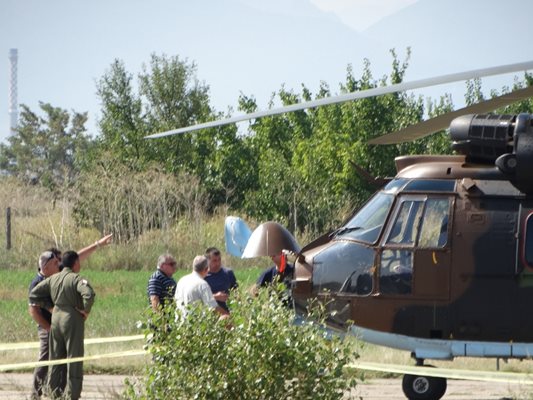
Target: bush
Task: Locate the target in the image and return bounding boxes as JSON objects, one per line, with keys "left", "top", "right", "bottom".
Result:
{"left": 126, "top": 287, "right": 358, "bottom": 399}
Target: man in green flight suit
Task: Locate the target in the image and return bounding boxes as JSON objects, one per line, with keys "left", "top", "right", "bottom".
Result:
{"left": 29, "top": 250, "right": 95, "bottom": 400}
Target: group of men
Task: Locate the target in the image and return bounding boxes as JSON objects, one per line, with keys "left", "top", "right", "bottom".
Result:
{"left": 27, "top": 240, "right": 292, "bottom": 400}
{"left": 27, "top": 235, "right": 113, "bottom": 400}
{"left": 147, "top": 247, "right": 294, "bottom": 318}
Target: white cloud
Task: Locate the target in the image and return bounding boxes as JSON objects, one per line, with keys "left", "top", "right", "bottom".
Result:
{"left": 310, "top": 0, "right": 419, "bottom": 31}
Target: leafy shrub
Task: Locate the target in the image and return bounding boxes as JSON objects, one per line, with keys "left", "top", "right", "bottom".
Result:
{"left": 125, "top": 287, "right": 358, "bottom": 399}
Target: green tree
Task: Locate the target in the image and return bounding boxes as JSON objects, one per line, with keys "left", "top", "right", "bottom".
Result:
{"left": 87, "top": 50, "right": 533, "bottom": 238}
{"left": 93, "top": 54, "right": 248, "bottom": 209}
{"left": 0, "top": 102, "right": 89, "bottom": 192}
{"left": 239, "top": 50, "right": 428, "bottom": 234}
{"left": 490, "top": 72, "right": 533, "bottom": 114}
{"left": 95, "top": 59, "right": 147, "bottom": 169}
{"left": 139, "top": 54, "right": 215, "bottom": 176}
{"left": 94, "top": 54, "right": 217, "bottom": 175}
{"left": 238, "top": 89, "right": 313, "bottom": 230}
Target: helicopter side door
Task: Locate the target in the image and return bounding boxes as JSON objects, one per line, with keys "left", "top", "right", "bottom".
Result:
{"left": 515, "top": 201, "right": 533, "bottom": 340}
{"left": 517, "top": 201, "right": 533, "bottom": 275}
{"left": 379, "top": 195, "right": 453, "bottom": 299}
{"left": 377, "top": 194, "right": 453, "bottom": 338}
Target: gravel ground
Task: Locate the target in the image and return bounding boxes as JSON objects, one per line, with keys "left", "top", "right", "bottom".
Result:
{"left": 0, "top": 373, "right": 527, "bottom": 399}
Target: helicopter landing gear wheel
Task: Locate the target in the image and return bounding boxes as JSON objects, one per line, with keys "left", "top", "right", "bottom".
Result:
{"left": 402, "top": 373, "right": 447, "bottom": 400}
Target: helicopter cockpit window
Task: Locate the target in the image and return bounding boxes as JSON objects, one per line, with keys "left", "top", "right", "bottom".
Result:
{"left": 386, "top": 197, "right": 450, "bottom": 248}
{"left": 403, "top": 180, "right": 456, "bottom": 193}
{"left": 333, "top": 193, "right": 394, "bottom": 244}
{"left": 418, "top": 198, "right": 450, "bottom": 248}
{"left": 313, "top": 241, "right": 375, "bottom": 296}
{"left": 383, "top": 178, "right": 408, "bottom": 193}
{"left": 387, "top": 200, "right": 424, "bottom": 245}
{"left": 380, "top": 249, "right": 413, "bottom": 295}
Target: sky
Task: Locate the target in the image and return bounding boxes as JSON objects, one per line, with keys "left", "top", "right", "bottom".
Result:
{"left": 1, "top": 0, "right": 532, "bottom": 142}
{"left": 310, "top": 0, "right": 418, "bottom": 31}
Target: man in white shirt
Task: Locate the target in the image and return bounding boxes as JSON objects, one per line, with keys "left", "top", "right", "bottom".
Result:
{"left": 175, "top": 255, "right": 229, "bottom": 317}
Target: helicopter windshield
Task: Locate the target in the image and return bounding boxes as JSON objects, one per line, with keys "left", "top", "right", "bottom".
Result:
{"left": 333, "top": 192, "right": 394, "bottom": 244}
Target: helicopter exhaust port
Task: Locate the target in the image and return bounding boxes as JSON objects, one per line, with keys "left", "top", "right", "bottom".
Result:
{"left": 450, "top": 113, "right": 533, "bottom": 194}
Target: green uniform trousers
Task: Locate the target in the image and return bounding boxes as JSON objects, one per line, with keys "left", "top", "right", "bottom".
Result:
{"left": 49, "top": 307, "right": 85, "bottom": 400}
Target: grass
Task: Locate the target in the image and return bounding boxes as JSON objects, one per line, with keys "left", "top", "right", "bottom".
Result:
{"left": 0, "top": 267, "right": 263, "bottom": 373}
{"left": 0, "top": 184, "right": 283, "bottom": 373}
{"left": 5, "top": 264, "right": 533, "bottom": 377}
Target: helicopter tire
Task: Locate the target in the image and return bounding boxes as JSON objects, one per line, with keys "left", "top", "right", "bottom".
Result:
{"left": 402, "top": 373, "right": 447, "bottom": 400}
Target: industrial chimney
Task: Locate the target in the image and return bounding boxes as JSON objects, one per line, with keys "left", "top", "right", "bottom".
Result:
{"left": 8, "top": 48, "right": 18, "bottom": 136}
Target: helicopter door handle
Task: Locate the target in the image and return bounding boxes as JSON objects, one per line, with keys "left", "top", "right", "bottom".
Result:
{"left": 468, "top": 213, "right": 485, "bottom": 224}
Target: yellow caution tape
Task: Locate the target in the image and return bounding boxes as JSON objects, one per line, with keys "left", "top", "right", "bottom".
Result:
{"left": 0, "top": 349, "right": 148, "bottom": 372}
{"left": 347, "top": 361, "right": 533, "bottom": 385}
{"left": 3, "top": 335, "right": 533, "bottom": 385}
{"left": 0, "top": 334, "right": 145, "bottom": 352}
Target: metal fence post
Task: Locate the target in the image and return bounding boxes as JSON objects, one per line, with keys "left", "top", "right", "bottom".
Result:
{"left": 6, "top": 207, "right": 11, "bottom": 250}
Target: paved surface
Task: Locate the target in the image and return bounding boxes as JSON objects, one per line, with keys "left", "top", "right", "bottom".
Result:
{"left": 0, "top": 374, "right": 126, "bottom": 400}
{"left": 0, "top": 374, "right": 527, "bottom": 399}
{"left": 352, "top": 378, "right": 522, "bottom": 399}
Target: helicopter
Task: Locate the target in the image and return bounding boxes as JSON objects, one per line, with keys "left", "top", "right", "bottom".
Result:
{"left": 147, "top": 60, "right": 533, "bottom": 400}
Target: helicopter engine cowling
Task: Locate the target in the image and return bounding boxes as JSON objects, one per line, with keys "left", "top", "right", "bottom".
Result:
{"left": 450, "top": 113, "right": 533, "bottom": 194}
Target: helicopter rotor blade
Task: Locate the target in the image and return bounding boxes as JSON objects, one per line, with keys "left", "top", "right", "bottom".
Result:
{"left": 145, "top": 60, "right": 533, "bottom": 139}
{"left": 368, "top": 84, "right": 533, "bottom": 145}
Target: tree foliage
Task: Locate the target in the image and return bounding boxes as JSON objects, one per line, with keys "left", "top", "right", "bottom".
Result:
{"left": 6, "top": 51, "right": 531, "bottom": 241}
{"left": 91, "top": 54, "right": 252, "bottom": 211}
{"left": 0, "top": 102, "right": 89, "bottom": 193}
{"left": 95, "top": 60, "right": 146, "bottom": 169}
{"left": 79, "top": 50, "right": 533, "bottom": 238}
{"left": 237, "top": 50, "right": 430, "bottom": 233}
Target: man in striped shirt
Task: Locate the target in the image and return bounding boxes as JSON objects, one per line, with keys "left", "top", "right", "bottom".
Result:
{"left": 147, "top": 254, "right": 178, "bottom": 312}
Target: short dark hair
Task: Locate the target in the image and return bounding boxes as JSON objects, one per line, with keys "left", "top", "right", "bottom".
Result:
{"left": 205, "top": 247, "right": 220, "bottom": 258}
{"left": 61, "top": 251, "right": 79, "bottom": 269}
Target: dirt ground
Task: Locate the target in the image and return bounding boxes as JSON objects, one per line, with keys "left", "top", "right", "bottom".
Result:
{"left": 0, "top": 373, "right": 527, "bottom": 399}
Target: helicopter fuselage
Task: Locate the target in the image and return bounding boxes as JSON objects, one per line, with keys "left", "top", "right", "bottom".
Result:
{"left": 293, "top": 154, "right": 533, "bottom": 360}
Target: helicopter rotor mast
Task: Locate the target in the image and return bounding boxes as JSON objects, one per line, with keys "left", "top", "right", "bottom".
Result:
{"left": 145, "top": 60, "right": 533, "bottom": 140}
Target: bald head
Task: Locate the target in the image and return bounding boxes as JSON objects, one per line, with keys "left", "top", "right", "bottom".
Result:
{"left": 192, "top": 255, "right": 208, "bottom": 274}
